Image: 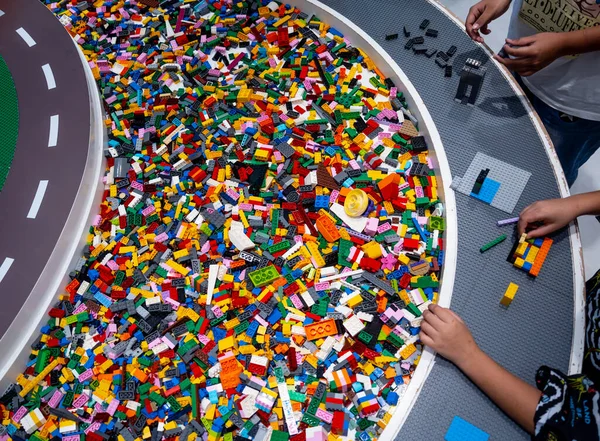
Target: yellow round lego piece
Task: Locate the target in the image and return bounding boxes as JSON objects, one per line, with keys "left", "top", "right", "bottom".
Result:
{"left": 344, "top": 189, "right": 369, "bottom": 217}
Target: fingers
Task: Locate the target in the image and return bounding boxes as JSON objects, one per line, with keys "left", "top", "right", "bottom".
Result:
{"left": 420, "top": 321, "right": 439, "bottom": 338}
{"left": 525, "top": 223, "right": 557, "bottom": 238}
{"left": 423, "top": 310, "right": 445, "bottom": 331}
{"left": 473, "top": 8, "right": 497, "bottom": 38}
{"left": 517, "top": 216, "right": 528, "bottom": 236}
{"left": 502, "top": 44, "right": 530, "bottom": 58}
{"left": 506, "top": 36, "right": 536, "bottom": 46}
{"left": 518, "top": 210, "right": 537, "bottom": 236}
{"left": 428, "top": 304, "right": 456, "bottom": 324}
{"left": 466, "top": 3, "right": 489, "bottom": 42}
{"left": 465, "top": 4, "right": 483, "bottom": 40}
{"left": 493, "top": 54, "right": 531, "bottom": 71}
{"left": 518, "top": 204, "right": 544, "bottom": 237}
{"left": 446, "top": 309, "right": 465, "bottom": 324}
{"left": 419, "top": 331, "right": 435, "bottom": 348}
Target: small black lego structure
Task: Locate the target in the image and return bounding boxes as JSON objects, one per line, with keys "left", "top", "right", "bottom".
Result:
{"left": 471, "top": 168, "right": 490, "bottom": 194}
{"left": 385, "top": 33, "right": 399, "bottom": 40}
{"left": 455, "top": 58, "right": 487, "bottom": 106}
{"left": 419, "top": 19, "right": 430, "bottom": 29}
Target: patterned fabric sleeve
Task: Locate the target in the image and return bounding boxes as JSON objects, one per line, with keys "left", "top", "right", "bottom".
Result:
{"left": 585, "top": 268, "right": 600, "bottom": 381}
{"left": 533, "top": 366, "right": 600, "bottom": 441}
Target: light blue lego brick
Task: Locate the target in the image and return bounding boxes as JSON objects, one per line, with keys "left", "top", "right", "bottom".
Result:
{"left": 445, "top": 416, "right": 489, "bottom": 441}
{"left": 470, "top": 178, "right": 500, "bottom": 204}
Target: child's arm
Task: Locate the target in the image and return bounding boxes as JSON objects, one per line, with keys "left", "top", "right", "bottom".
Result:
{"left": 495, "top": 27, "right": 600, "bottom": 76}
{"left": 420, "top": 304, "right": 541, "bottom": 433}
{"left": 518, "top": 190, "right": 600, "bottom": 238}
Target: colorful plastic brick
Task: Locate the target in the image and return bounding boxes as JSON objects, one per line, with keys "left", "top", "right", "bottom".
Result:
{"left": 480, "top": 234, "right": 507, "bottom": 253}
{"left": 500, "top": 282, "right": 519, "bottom": 307}
{"left": 445, "top": 416, "right": 490, "bottom": 441}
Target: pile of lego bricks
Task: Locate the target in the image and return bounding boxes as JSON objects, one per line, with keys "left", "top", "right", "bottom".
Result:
{"left": 0, "top": 1, "right": 447, "bottom": 440}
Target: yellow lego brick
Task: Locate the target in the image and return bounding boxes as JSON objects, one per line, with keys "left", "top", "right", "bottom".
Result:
{"left": 400, "top": 343, "right": 417, "bottom": 360}
{"left": 218, "top": 335, "right": 237, "bottom": 352}
{"left": 362, "top": 241, "right": 382, "bottom": 259}
{"left": 500, "top": 282, "right": 519, "bottom": 307}
{"left": 515, "top": 241, "right": 528, "bottom": 258}
{"left": 525, "top": 245, "right": 539, "bottom": 263}
{"left": 165, "top": 259, "right": 190, "bottom": 276}
{"left": 305, "top": 241, "right": 325, "bottom": 268}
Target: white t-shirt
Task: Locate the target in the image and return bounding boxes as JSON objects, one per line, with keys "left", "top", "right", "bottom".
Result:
{"left": 507, "top": 0, "right": 600, "bottom": 121}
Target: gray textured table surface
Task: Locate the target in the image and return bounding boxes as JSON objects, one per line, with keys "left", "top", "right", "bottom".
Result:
{"left": 320, "top": 0, "right": 575, "bottom": 439}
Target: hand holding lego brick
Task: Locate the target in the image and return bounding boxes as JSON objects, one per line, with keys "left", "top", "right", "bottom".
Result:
{"left": 419, "top": 304, "right": 479, "bottom": 368}
{"left": 494, "top": 33, "right": 566, "bottom": 76}
{"left": 518, "top": 198, "right": 578, "bottom": 238}
{"left": 465, "top": 0, "right": 512, "bottom": 42}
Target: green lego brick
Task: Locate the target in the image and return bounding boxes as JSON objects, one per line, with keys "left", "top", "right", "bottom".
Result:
{"left": 248, "top": 265, "right": 280, "bottom": 287}
{"left": 480, "top": 234, "right": 507, "bottom": 253}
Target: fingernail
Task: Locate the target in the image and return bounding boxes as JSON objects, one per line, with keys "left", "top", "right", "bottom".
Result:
{"left": 473, "top": 23, "right": 479, "bottom": 29}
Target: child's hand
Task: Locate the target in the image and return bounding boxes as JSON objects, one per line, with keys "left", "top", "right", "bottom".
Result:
{"left": 420, "top": 304, "right": 479, "bottom": 368}
{"left": 518, "top": 198, "right": 578, "bottom": 238}
{"left": 465, "top": 0, "right": 512, "bottom": 43}
{"left": 494, "top": 33, "right": 566, "bottom": 76}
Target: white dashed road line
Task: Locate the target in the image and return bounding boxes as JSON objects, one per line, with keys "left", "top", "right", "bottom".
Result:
{"left": 27, "top": 180, "right": 49, "bottom": 219}
{"left": 0, "top": 258, "right": 15, "bottom": 284}
{"left": 48, "top": 115, "right": 59, "bottom": 147}
{"left": 41, "top": 64, "right": 56, "bottom": 90}
{"left": 16, "top": 27, "right": 36, "bottom": 47}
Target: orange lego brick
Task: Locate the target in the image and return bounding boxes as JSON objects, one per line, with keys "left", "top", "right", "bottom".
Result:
{"left": 529, "top": 238, "right": 553, "bottom": 277}
{"left": 316, "top": 216, "right": 341, "bottom": 242}
{"left": 304, "top": 319, "right": 339, "bottom": 341}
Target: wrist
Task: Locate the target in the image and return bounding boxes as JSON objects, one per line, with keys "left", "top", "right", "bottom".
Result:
{"left": 557, "top": 30, "right": 584, "bottom": 57}
{"left": 568, "top": 194, "right": 590, "bottom": 218}
{"left": 453, "top": 341, "right": 483, "bottom": 371}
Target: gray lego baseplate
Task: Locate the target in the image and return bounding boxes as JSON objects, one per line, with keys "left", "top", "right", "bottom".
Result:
{"left": 453, "top": 152, "right": 531, "bottom": 213}
{"left": 320, "top": 1, "right": 575, "bottom": 440}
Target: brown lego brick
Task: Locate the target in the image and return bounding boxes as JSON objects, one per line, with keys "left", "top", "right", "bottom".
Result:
{"left": 317, "top": 164, "right": 340, "bottom": 191}
{"left": 399, "top": 120, "right": 419, "bottom": 138}
{"left": 139, "top": 0, "right": 159, "bottom": 7}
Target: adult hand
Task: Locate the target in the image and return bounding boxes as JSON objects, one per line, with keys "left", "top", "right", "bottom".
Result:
{"left": 466, "top": 0, "right": 512, "bottom": 42}
{"left": 419, "top": 304, "right": 479, "bottom": 368}
{"left": 518, "top": 198, "right": 578, "bottom": 238}
{"left": 494, "top": 33, "right": 566, "bottom": 76}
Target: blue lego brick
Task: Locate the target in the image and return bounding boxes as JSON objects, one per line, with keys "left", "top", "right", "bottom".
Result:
{"left": 470, "top": 178, "right": 500, "bottom": 204}
{"left": 523, "top": 261, "right": 533, "bottom": 272}
{"left": 315, "top": 195, "right": 330, "bottom": 209}
{"left": 445, "top": 416, "right": 489, "bottom": 441}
